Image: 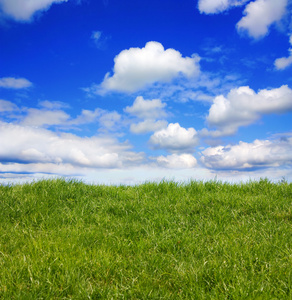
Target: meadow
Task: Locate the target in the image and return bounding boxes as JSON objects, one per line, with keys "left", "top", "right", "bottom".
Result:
{"left": 0, "top": 178, "right": 291, "bottom": 299}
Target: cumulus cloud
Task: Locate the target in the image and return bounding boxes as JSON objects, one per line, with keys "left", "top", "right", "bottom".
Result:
{"left": 0, "top": 77, "right": 32, "bottom": 89}
{"left": 149, "top": 123, "right": 199, "bottom": 153}
{"left": 274, "top": 34, "right": 292, "bottom": 70}
{"left": 155, "top": 153, "right": 197, "bottom": 169}
{"left": 204, "top": 85, "right": 292, "bottom": 137}
{"left": 0, "top": 121, "right": 144, "bottom": 170}
{"left": 124, "top": 96, "right": 168, "bottom": 134}
{"left": 69, "top": 108, "right": 101, "bottom": 125}
{"left": 275, "top": 50, "right": 292, "bottom": 70}
{"left": 201, "top": 137, "right": 292, "bottom": 170}
{"left": 0, "top": 0, "right": 68, "bottom": 21}
{"left": 124, "top": 96, "right": 167, "bottom": 119}
{"left": 198, "top": 0, "right": 248, "bottom": 14}
{"left": 236, "top": 0, "right": 288, "bottom": 39}
{"left": 130, "top": 119, "right": 168, "bottom": 134}
{"left": 98, "top": 111, "right": 121, "bottom": 130}
{"left": 100, "top": 41, "right": 200, "bottom": 93}
{"left": 70, "top": 108, "right": 121, "bottom": 131}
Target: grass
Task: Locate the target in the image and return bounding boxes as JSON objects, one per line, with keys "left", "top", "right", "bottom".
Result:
{"left": 0, "top": 178, "right": 291, "bottom": 299}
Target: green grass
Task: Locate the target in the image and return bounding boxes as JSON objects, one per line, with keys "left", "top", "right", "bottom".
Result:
{"left": 0, "top": 178, "right": 292, "bottom": 299}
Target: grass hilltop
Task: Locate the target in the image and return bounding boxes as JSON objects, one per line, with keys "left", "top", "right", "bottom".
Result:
{"left": 0, "top": 178, "right": 292, "bottom": 299}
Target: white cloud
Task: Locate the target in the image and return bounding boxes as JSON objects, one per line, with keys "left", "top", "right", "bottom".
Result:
{"left": 124, "top": 96, "right": 168, "bottom": 134}
{"left": 198, "top": 0, "right": 248, "bottom": 14}
{"left": 0, "top": 0, "right": 68, "bottom": 21}
{"left": 99, "top": 111, "right": 121, "bottom": 130}
{"left": 274, "top": 34, "right": 292, "bottom": 70}
{"left": 236, "top": 0, "right": 288, "bottom": 39}
{"left": 201, "top": 137, "right": 292, "bottom": 170}
{"left": 155, "top": 153, "right": 197, "bottom": 169}
{"left": 100, "top": 41, "right": 200, "bottom": 93}
{"left": 70, "top": 108, "right": 102, "bottom": 125}
{"left": 205, "top": 85, "right": 292, "bottom": 137}
{"left": 3, "top": 103, "right": 121, "bottom": 131}
{"left": 198, "top": 0, "right": 228, "bottom": 14}
{"left": 149, "top": 123, "right": 199, "bottom": 153}
{"left": 130, "top": 119, "right": 168, "bottom": 134}
{"left": 71, "top": 108, "right": 121, "bottom": 130}
{"left": 124, "top": 96, "right": 167, "bottom": 119}
{"left": 0, "top": 77, "right": 32, "bottom": 89}
{"left": 21, "top": 109, "right": 70, "bottom": 127}
{"left": 0, "top": 99, "right": 18, "bottom": 112}
{"left": 0, "top": 121, "right": 144, "bottom": 170}
{"left": 275, "top": 50, "right": 292, "bottom": 70}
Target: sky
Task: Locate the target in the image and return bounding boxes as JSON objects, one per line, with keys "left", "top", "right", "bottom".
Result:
{"left": 0, "top": 0, "right": 292, "bottom": 185}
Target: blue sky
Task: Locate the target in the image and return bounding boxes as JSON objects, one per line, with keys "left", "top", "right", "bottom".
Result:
{"left": 0, "top": 0, "right": 292, "bottom": 184}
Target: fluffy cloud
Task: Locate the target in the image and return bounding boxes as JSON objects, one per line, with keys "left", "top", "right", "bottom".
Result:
{"left": 70, "top": 108, "right": 120, "bottom": 129}
{"left": 0, "top": 77, "right": 32, "bottom": 89}
{"left": 274, "top": 34, "right": 292, "bottom": 70}
{"left": 71, "top": 108, "right": 122, "bottom": 131}
{"left": 0, "top": 121, "right": 144, "bottom": 170}
{"left": 275, "top": 50, "right": 292, "bottom": 70}
{"left": 100, "top": 41, "right": 200, "bottom": 93}
{"left": 149, "top": 123, "right": 199, "bottom": 153}
{"left": 198, "top": 0, "right": 248, "bottom": 14}
{"left": 198, "top": 0, "right": 289, "bottom": 42}
{"left": 98, "top": 111, "right": 121, "bottom": 130}
{"left": 201, "top": 137, "right": 292, "bottom": 170}
{"left": 236, "top": 0, "right": 288, "bottom": 39}
{"left": 125, "top": 96, "right": 168, "bottom": 134}
{"left": 124, "top": 96, "right": 167, "bottom": 119}
{"left": 130, "top": 120, "right": 168, "bottom": 134}
{"left": 155, "top": 153, "right": 197, "bottom": 169}
{"left": 205, "top": 85, "right": 292, "bottom": 136}
{"left": 0, "top": 0, "right": 68, "bottom": 21}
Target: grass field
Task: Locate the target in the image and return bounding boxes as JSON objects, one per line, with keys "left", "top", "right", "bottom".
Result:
{"left": 0, "top": 178, "right": 291, "bottom": 299}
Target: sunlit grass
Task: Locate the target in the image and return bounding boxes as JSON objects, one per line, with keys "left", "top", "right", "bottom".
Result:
{"left": 0, "top": 178, "right": 291, "bottom": 299}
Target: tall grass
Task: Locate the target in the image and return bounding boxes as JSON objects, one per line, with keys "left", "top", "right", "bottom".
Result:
{"left": 0, "top": 178, "right": 291, "bottom": 299}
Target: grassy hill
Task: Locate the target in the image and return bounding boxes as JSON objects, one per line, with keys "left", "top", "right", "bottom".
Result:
{"left": 0, "top": 178, "right": 291, "bottom": 299}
